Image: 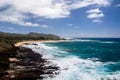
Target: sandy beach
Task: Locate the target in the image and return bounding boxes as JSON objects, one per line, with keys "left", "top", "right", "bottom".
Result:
{"left": 15, "top": 40, "right": 67, "bottom": 47}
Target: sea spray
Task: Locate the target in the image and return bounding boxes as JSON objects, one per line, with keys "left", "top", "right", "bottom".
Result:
{"left": 23, "top": 38, "right": 120, "bottom": 80}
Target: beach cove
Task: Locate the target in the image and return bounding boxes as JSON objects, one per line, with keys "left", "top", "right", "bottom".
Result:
{"left": 0, "top": 40, "right": 67, "bottom": 80}
{"left": 14, "top": 40, "right": 67, "bottom": 47}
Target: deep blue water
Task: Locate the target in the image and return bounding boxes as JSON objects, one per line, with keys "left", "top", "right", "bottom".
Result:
{"left": 51, "top": 38, "right": 120, "bottom": 62}
{"left": 23, "top": 38, "right": 120, "bottom": 80}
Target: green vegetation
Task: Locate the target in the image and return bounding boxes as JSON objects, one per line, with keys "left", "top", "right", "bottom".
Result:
{"left": 0, "top": 31, "right": 62, "bottom": 78}
{"left": 0, "top": 32, "right": 62, "bottom": 51}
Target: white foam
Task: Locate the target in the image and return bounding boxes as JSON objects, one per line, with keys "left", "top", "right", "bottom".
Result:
{"left": 46, "top": 56, "right": 120, "bottom": 80}
{"left": 98, "top": 41, "right": 116, "bottom": 44}
{"left": 23, "top": 42, "right": 57, "bottom": 50}
{"left": 72, "top": 39, "right": 116, "bottom": 44}
{"left": 46, "top": 57, "right": 102, "bottom": 80}
{"left": 72, "top": 39, "right": 98, "bottom": 42}
{"left": 22, "top": 42, "right": 120, "bottom": 80}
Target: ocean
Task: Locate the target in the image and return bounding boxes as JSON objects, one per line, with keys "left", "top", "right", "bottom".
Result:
{"left": 23, "top": 38, "right": 120, "bottom": 80}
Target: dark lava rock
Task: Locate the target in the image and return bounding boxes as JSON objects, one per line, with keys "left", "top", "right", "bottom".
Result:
{"left": 1, "top": 47, "right": 59, "bottom": 80}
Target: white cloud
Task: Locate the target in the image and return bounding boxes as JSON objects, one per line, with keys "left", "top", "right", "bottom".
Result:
{"left": 87, "top": 8, "right": 104, "bottom": 23}
{"left": 22, "top": 22, "right": 39, "bottom": 27}
{"left": 115, "top": 4, "right": 120, "bottom": 7}
{"left": 87, "top": 8, "right": 102, "bottom": 13}
{"left": 67, "top": 0, "right": 111, "bottom": 10}
{"left": 0, "top": 0, "right": 112, "bottom": 26}
{"left": 87, "top": 13, "right": 104, "bottom": 18}
{"left": 0, "top": 9, "right": 39, "bottom": 27}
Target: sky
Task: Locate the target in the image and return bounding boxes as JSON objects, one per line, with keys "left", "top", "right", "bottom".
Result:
{"left": 0, "top": 0, "right": 120, "bottom": 38}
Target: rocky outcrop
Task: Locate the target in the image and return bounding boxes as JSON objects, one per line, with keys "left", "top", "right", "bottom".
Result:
{"left": 0, "top": 47, "right": 59, "bottom": 80}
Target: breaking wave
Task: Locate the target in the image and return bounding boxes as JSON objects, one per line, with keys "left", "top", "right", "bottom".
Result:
{"left": 22, "top": 42, "right": 120, "bottom": 80}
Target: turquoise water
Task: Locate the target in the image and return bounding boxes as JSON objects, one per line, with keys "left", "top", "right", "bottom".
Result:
{"left": 23, "top": 38, "right": 120, "bottom": 80}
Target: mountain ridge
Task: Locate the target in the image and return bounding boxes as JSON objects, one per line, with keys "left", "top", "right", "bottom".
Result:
{"left": 0, "top": 31, "right": 60, "bottom": 38}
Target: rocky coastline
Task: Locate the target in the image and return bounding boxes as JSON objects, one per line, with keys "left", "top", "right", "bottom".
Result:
{"left": 0, "top": 46, "right": 59, "bottom": 80}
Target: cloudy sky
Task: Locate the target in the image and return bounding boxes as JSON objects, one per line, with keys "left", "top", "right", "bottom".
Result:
{"left": 0, "top": 0, "right": 120, "bottom": 38}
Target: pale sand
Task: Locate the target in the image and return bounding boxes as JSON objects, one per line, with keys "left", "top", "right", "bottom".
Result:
{"left": 15, "top": 40, "right": 67, "bottom": 47}
{"left": 9, "top": 58, "right": 19, "bottom": 62}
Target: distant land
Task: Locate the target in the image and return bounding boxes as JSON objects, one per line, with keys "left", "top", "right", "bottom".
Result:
{"left": 0, "top": 31, "right": 61, "bottom": 39}
{"left": 0, "top": 31, "right": 64, "bottom": 79}
{"left": 0, "top": 31, "right": 63, "bottom": 51}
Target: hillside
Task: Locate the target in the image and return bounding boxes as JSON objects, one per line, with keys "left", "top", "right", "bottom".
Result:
{"left": 0, "top": 32, "right": 61, "bottom": 39}
{"left": 0, "top": 32, "right": 62, "bottom": 52}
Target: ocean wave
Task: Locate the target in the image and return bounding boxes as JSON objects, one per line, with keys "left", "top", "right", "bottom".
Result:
{"left": 23, "top": 42, "right": 68, "bottom": 58}
{"left": 72, "top": 39, "right": 98, "bottom": 42}
{"left": 87, "top": 58, "right": 120, "bottom": 64}
{"left": 97, "top": 41, "right": 116, "bottom": 44}
{"left": 45, "top": 56, "right": 120, "bottom": 80}
{"left": 23, "top": 42, "right": 57, "bottom": 50}
{"left": 22, "top": 42, "right": 120, "bottom": 80}
{"left": 72, "top": 39, "right": 117, "bottom": 44}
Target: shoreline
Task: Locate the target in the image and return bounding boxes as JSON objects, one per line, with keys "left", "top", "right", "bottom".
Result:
{"left": 0, "top": 47, "right": 59, "bottom": 79}
{"left": 1, "top": 39, "right": 64, "bottom": 79}
{"left": 15, "top": 40, "right": 68, "bottom": 47}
